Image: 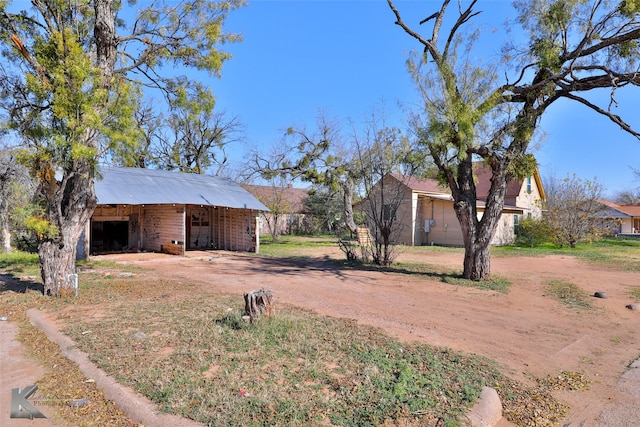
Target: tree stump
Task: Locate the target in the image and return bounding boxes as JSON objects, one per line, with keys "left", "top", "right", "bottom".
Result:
{"left": 243, "top": 288, "right": 274, "bottom": 322}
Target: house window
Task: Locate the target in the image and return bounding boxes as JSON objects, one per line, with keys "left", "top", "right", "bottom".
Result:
{"left": 514, "top": 214, "right": 519, "bottom": 235}
{"left": 526, "top": 177, "right": 532, "bottom": 193}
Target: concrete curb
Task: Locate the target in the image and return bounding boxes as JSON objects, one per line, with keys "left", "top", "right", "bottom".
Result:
{"left": 27, "top": 309, "right": 204, "bottom": 427}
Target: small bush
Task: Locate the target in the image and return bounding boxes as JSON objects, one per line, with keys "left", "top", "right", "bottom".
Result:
{"left": 516, "top": 217, "right": 552, "bottom": 247}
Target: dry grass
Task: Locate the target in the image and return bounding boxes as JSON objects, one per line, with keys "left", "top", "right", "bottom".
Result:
{"left": 0, "top": 290, "right": 135, "bottom": 427}
{"left": 544, "top": 280, "right": 593, "bottom": 310}
{"left": 1, "top": 253, "right": 568, "bottom": 426}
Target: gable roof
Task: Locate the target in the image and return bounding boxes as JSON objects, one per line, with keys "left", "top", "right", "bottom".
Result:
{"left": 473, "top": 162, "right": 546, "bottom": 201}
{"left": 598, "top": 200, "right": 640, "bottom": 217}
{"left": 242, "top": 184, "right": 309, "bottom": 214}
{"left": 95, "top": 167, "right": 268, "bottom": 211}
{"left": 389, "top": 173, "right": 447, "bottom": 194}
{"left": 390, "top": 162, "right": 545, "bottom": 202}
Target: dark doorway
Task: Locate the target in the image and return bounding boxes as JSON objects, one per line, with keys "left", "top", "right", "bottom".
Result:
{"left": 91, "top": 221, "right": 129, "bottom": 253}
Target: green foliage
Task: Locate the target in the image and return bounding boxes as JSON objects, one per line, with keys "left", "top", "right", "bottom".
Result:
{"left": 24, "top": 216, "right": 58, "bottom": 240}
{"left": 614, "top": 39, "right": 639, "bottom": 58}
{"left": 303, "top": 188, "right": 344, "bottom": 234}
{"left": 507, "top": 154, "right": 537, "bottom": 181}
{"left": 0, "top": 250, "right": 39, "bottom": 269}
{"left": 621, "top": 0, "right": 640, "bottom": 17}
{"left": 515, "top": 217, "right": 552, "bottom": 247}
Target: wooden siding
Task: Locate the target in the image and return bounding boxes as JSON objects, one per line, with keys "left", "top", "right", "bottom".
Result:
{"left": 211, "top": 207, "right": 258, "bottom": 252}
{"left": 143, "top": 205, "right": 185, "bottom": 253}
{"left": 84, "top": 203, "right": 261, "bottom": 258}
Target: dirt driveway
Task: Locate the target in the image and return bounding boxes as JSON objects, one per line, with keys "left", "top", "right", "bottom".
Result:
{"left": 96, "top": 247, "right": 640, "bottom": 426}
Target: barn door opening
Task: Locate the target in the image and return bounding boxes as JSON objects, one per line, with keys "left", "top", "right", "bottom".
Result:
{"left": 188, "top": 207, "right": 212, "bottom": 249}
{"left": 91, "top": 220, "right": 129, "bottom": 253}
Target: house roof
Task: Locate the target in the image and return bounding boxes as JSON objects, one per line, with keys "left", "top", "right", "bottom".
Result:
{"left": 95, "top": 167, "right": 269, "bottom": 211}
{"left": 242, "top": 184, "right": 309, "bottom": 214}
{"left": 598, "top": 200, "right": 640, "bottom": 217}
{"left": 473, "top": 162, "right": 546, "bottom": 201}
{"left": 389, "top": 173, "right": 447, "bottom": 194}
{"left": 388, "top": 164, "right": 540, "bottom": 214}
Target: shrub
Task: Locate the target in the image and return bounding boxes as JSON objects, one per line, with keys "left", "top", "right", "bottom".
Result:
{"left": 516, "top": 217, "right": 552, "bottom": 247}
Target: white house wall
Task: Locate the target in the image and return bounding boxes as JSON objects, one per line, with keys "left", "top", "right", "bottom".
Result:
{"left": 491, "top": 212, "right": 517, "bottom": 246}
{"left": 420, "top": 198, "right": 465, "bottom": 246}
{"left": 620, "top": 218, "right": 635, "bottom": 234}
{"left": 516, "top": 177, "right": 543, "bottom": 218}
{"left": 394, "top": 186, "right": 416, "bottom": 245}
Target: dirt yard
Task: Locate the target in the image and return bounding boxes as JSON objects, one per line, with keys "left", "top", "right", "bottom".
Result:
{"left": 89, "top": 246, "right": 640, "bottom": 426}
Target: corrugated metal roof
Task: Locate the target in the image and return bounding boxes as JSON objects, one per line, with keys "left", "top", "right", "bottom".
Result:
{"left": 95, "top": 167, "right": 268, "bottom": 211}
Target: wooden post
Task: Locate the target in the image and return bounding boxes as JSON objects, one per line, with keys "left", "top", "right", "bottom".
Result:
{"left": 243, "top": 288, "right": 273, "bottom": 322}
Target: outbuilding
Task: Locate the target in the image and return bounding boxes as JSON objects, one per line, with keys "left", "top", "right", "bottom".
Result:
{"left": 78, "top": 167, "right": 268, "bottom": 258}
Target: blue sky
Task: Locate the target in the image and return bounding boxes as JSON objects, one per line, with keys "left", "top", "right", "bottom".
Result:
{"left": 206, "top": 0, "right": 640, "bottom": 195}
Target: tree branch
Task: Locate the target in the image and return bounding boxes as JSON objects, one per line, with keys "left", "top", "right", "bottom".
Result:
{"left": 561, "top": 92, "right": 640, "bottom": 139}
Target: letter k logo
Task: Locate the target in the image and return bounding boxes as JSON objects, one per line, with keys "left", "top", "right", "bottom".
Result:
{"left": 10, "top": 385, "right": 47, "bottom": 419}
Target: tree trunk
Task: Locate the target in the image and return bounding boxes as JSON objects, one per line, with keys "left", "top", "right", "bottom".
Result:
{"left": 39, "top": 239, "right": 78, "bottom": 297}
{"left": 462, "top": 239, "right": 491, "bottom": 281}
{"left": 341, "top": 181, "right": 358, "bottom": 234}
{"left": 39, "top": 166, "right": 97, "bottom": 296}
{"left": 452, "top": 161, "right": 508, "bottom": 281}
{"left": 0, "top": 203, "right": 11, "bottom": 253}
{"left": 243, "top": 288, "right": 273, "bottom": 322}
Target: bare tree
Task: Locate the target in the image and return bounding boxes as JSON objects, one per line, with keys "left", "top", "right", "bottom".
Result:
{"left": 389, "top": 0, "right": 640, "bottom": 279}
{"left": 156, "top": 105, "right": 242, "bottom": 175}
{"left": 252, "top": 177, "right": 297, "bottom": 240}
{"left": 544, "top": 174, "right": 606, "bottom": 247}
{"left": 354, "top": 120, "right": 420, "bottom": 266}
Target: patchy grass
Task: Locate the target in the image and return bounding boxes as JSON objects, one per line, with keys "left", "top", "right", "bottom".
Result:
{"left": 390, "top": 262, "right": 511, "bottom": 294}
{"left": 544, "top": 280, "right": 593, "bottom": 310}
{"left": 0, "top": 288, "right": 135, "bottom": 427}
{"left": 629, "top": 287, "right": 640, "bottom": 301}
{"left": 0, "top": 249, "right": 568, "bottom": 427}
{"left": 57, "top": 278, "right": 564, "bottom": 427}
{"left": 442, "top": 274, "right": 511, "bottom": 294}
{"left": 494, "top": 238, "right": 640, "bottom": 272}
{"left": 536, "top": 371, "right": 591, "bottom": 392}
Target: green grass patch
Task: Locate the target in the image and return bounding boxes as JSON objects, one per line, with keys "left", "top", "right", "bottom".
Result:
{"left": 0, "top": 251, "right": 40, "bottom": 274}
{"left": 544, "top": 280, "right": 593, "bottom": 310}
{"left": 494, "top": 238, "right": 640, "bottom": 272}
{"left": 258, "top": 235, "right": 337, "bottom": 258}
{"left": 390, "top": 262, "right": 511, "bottom": 294}
{"left": 443, "top": 274, "right": 511, "bottom": 294}
{"left": 64, "top": 297, "right": 499, "bottom": 426}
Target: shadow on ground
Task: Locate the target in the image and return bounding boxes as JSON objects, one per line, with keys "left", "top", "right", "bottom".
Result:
{"left": 0, "top": 273, "right": 44, "bottom": 294}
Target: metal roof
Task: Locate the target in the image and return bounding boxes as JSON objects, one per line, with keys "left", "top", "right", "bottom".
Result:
{"left": 95, "top": 167, "right": 268, "bottom": 211}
